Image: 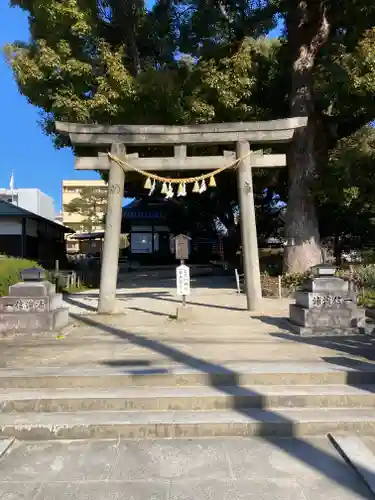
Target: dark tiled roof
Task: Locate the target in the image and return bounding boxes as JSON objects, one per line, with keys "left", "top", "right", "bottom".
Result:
{"left": 123, "top": 198, "right": 167, "bottom": 220}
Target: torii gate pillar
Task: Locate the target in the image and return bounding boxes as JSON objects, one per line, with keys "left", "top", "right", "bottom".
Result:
{"left": 98, "top": 142, "right": 125, "bottom": 314}
{"left": 237, "top": 141, "right": 262, "bottom": 310}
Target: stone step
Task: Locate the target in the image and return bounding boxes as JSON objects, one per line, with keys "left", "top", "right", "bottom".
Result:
{"left": 1, "top": 362, "right": 374, "bottom": 389}
{"left": 0, "top": 408, "right": 375, "bottom": 440}
{"left": 1, "top": 385, "right": 375, "bottom": 412}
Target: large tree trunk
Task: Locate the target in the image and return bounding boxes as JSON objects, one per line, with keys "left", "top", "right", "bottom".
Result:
{"left": 283, "top": 1, "right": 330, "bottom": 273}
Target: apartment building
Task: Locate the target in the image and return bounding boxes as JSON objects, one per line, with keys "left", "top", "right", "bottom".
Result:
{"left": 62, "top": 180, "right": 108, "bottom": 253}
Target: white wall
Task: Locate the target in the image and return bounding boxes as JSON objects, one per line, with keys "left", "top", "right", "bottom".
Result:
{"left": 38, "top": 190, "right": 56, "bottom": 221}
{"left": 0, "top": 218, "right": 22, "bottom": 235}
{"left": 17, "top": 189, "right": 56, "bottom": 222}
{"left": 14, "top": 189, "right": 37, "bottom": 215}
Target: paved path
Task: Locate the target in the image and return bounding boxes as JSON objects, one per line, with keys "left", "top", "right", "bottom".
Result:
{"left": 0, "top": 437, "right": 372, "bottom": 499}
{"left": 1, "top": 276, "right": 375, "bottom": 499}
{"left": 0, "top": 278, "right": 373, "bottom": 368}
{"left": 63, "top": 274, "right": 291, "bottom": 318}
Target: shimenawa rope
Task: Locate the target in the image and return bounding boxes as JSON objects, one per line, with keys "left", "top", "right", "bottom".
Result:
{"left": 107, "top": 151, "right": 250, "bottom": 198}
{"left": 108, "top": 151, "right": 250, "bottom": 184}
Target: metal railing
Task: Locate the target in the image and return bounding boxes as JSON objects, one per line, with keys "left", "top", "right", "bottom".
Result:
{"left": 54, "top": 271, "right": 81, "bottom": 290}
{"left": 235, "top": 269, "right": 283, "bottom": 298}
{"left": 234, "top": 268, "right": 245, "bottom": 295}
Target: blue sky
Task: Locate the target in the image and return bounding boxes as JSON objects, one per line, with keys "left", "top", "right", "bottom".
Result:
{"left": 0, "top": 3, "right": 99, "bottom": 213}
{"left": 0, "top": 2, "right": 155, "bottom": 212}
{"left": 0, "top": 1, "right": 280, "bottom": 213}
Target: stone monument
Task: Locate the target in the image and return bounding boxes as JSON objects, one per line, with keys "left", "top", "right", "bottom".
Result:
{"left": 289, "top": 264, "right": 365, "bottom": 336}
{"left": 0, "top": 268, "right": 69, "bottom": 336}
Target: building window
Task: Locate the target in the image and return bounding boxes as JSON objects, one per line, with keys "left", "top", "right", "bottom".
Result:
{"left": 131, "top": 233, "right": 153, "bottom": 253}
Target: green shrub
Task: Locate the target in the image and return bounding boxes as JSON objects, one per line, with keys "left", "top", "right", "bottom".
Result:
{"left": 0, "top": 256, "right": 43, "bottom": 296}
{"left": 357, "top": 288, "right": 375, "bottom": 308}
{"left": 359, "top": 249, "right": 375, "bottom": 264}
{"left": 281, "top": 272, "right": 311, "bottom": 290}
{"left": 354, "top": 264, "right": 375, "bottom": 290}
{"left": 335, "top": 268, "right": 346, "bottom": 278}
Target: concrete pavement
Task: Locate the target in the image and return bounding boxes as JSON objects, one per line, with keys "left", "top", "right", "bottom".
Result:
{"left": 0, "top": 437, "right": 373, "bottom": 499}
{"left": 1, "top": 276, "right": 375, "bottom": 498}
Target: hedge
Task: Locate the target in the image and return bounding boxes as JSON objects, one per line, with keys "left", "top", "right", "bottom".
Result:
{"left": 0, "top": 256, "right": 43, "bottom": 297}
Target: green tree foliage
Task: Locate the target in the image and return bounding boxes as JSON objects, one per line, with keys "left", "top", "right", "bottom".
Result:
{"left": 176, "top": 1, "right": 375, "bottom": 271}
{"left": 65, "top": 186, "right": 107, "bottom": 233}
{"left": 4, "top": 0, "right": 375, "bottom": 272}
{"left": 3, "top": 0, "right": 285, "bottom": 244}
{"left": 4, "top": 3, "right": 277, "bottom": 132}
{"left": 317, "top": 126, "right": 375, "bottom": 261}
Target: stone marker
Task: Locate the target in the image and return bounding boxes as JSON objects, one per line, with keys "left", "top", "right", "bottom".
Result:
{"left": 289, "top": 264, "right": 365, "bottom": 336}
{"left": 0, "top": 268, "right": 69, "bottom": 336}
{"left": 21, "top": 267, "right": 45, "bottom": 281}
{"left": 328, "top": 434, "right": 375, "bottom": 495}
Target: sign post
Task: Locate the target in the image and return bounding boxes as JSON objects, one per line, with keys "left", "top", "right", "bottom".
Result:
{"left": 173, "top": 234, "right": 192, "bottom": 320}
{"left": 176, "top": 263, "right": 190, "bottom": 307}
{"left": 174, "top": 233, "right": 190, "bottom": 262}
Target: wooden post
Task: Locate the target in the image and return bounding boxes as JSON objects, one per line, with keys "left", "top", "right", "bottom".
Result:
{"left": 21, "top": 218, "right": 26, "bottom": 258}
{"left": 236, "top": 141, "right": 262, "bottom": 311}
{"left": 55, "top": 259, "right": 60, "bottom": 287}
{"left": 98, "top": 142, "right": 125, "bottom": 313}
{"left": 349, "top": 264, "right": 353, "bottom": 292}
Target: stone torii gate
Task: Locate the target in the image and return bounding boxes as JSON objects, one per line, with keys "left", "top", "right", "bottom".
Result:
{"left": 56, "top": 118, "right": 307, "bottom": 314}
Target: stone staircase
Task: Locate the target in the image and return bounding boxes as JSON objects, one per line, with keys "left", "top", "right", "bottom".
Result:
{"left": 1, "top": 362, "right": 375, "bottom": 440}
